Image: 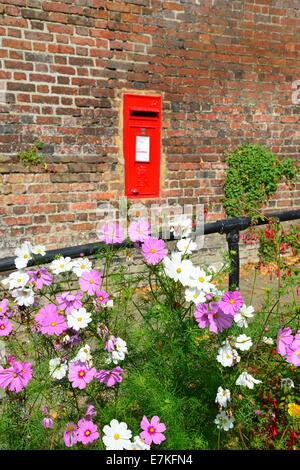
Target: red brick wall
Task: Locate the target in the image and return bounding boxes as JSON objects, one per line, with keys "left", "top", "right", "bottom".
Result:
{"left": 0, "top": 0, "right": 299, "bottom": 256}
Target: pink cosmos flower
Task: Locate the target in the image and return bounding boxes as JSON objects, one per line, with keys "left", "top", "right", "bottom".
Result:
{"left": 79, "top": 270, "right": 102, "bottom": 296}
{"left": 95, "top": 366, "right": 124, "bottom": 387}
{"left": 95, "top": 290, "right": 109, "bottom": 303}
{"left": 68, "top": 361, "right": 96, "bottom": 390}
{"left": 128, "top": 219, "right": 152, "bottom": 243}
{"left": 141, "top": 237, "right": 168, "bottom": 265}
{"left": 104, "top": 335, "right": 117, "bottom": 353}
{"left": 56, "top": 291, "right": 83, "bottom": 315}
{"left": 0, "top": 318, "right": 12, "bottom": 336}
{"left": 140, "top": 415, "right": 166, "bottom": 446}
{"left": 77, "top": 420, "right": 99, "bottom": 445}
{"left": 64, "top": 422, "right": 78, "bottom": 448}
{"left": 277, "top": 327, "right": 294, "bottom": 357}
{"left": 218, "top": 291, "right": 244, "bottom": 316}
{"left": 43, "top": 417, "right": 53, "bottom": 428}
{"left": 194, "top": 303, "right": 211, "bottom": 330}
{"left": 98, "top": 222, "right": 125, "bottom": 244}
{"left": 35, "top": 304, "right": 68, "bottom": 336}
{"left": 0, "top": 361, "right": 32, "bottom": 393}
{"left": 208, "top": 302, "right": 234, "bottom": 334}
{"left": 0, "top": 299, "right": 8, "bottom": 316}
{"left": 286, "top": 339, "right": 300, "bottom": 367}
{"left": 27, "top": 267, "right": 52, "bottom": 289}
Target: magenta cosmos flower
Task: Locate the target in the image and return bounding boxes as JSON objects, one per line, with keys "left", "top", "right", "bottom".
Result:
{"left": 0, "top": 361, "right": 32, "bottom": 393}
{"left": 0, "top": 318, "right": 12, "bottom": 337}
{"left": 56, "top": 291, "right": 83, "bottom": 315}
{"left": 35, "top": 304, "right": 68, "bottom": 336}
{"left": 77, "top": 420, "right": 99, "bottom": 445}
{"left": 42, "top": 417, "right": 53, "bottom": 428}
{"left": 79, "top": 270, "right": 102, "bottom": 295}
{"left": 140, "top": 415, "right": 166, "bottom": 446}
{"left": 208, "top": 302, "right": 234, "bottom": 334}
{"left": 68, "top": 361, "right": 96, "bottom": 390}
{"left": 95, "top": 290, "right": 109, "bottom": 303}
{"left": 194, "top": 303, "right": 211, "bottom": 330}
{"left": 141, "top": 237, "right": 168, "bottom": 265}
{"left": 64, "top": 422, "right": 78, "bottom": 448}
{"left": 218, "top": 291, "right": 244, "bottom": 316}
{"left": 277, "top": 327, "right": 294, "bottom": 357}
{"left": 27, "top": 267, "right": 52, "bottom": 289}
{"left": 104, "top": 335, "right": 117, "bottom": 353}
{"left": 95, "top": 366, "right": 124, "bottom": 387}
{"left": 0, "top": 299, "right": 9, "bottom": 316}
{"left": 286, "top": 339, "right": 300, "bottom": 367}
{"left": 128, "top": 219, "right": 152, "bottom": 243}
{"left": 98, "top": 222, "right": 125, "bottom": 244}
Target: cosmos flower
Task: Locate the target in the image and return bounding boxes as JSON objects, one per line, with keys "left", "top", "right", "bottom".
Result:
{"left": 102, "top": 419, "right": 132, "bottom": 450}
{"left": 79, "top": 270, "right": 102, "bottom": 295}
{"left": 140, "top": 415, "right": 166, "bottom": 446}
{"left": 214, "top": 411, "right": 234, "bottom": 431}
{"left": 128, "top": 219, "right": 151, "bottom": 243}
{"left": 141, "top": 237, "right": 168, "bottom": 265}
{"left": 95, "top": 366, "right": 124, "bottom": 387}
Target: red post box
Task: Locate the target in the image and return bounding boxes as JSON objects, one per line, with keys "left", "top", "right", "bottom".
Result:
{"left": 123, "top": 94, "right": 161, "bottom": 198}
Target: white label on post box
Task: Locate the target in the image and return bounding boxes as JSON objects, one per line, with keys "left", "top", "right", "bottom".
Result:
{"left": 136, "top": 135, "right": 150, "bottom": 162}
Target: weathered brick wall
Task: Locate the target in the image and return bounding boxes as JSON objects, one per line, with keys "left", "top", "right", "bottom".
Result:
{"left": 0, "top": 0, "right": 299, "bottom": 257}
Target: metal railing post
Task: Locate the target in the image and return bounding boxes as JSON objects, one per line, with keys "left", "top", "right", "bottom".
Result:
{"left": 226, "top": 228, "right": 240, "bottom": 290}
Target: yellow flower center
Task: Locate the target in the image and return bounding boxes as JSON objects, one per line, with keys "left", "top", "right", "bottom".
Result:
{"left": 0, "top": 325, "right": 4, "bottom": 330}
{"left": 77, "top": 317, "right": 82, "bottom": 322}
{"left": 81, "top": 265, "right": 86, "bottom": 269}
{"left": 150, "top": 248, "right": 156, "bottom": 254}
{"left": 279, "top": 336, "right": 282, "bottom": 340}
{"left": 177, "top": 268, "right": 181, "bottom": 273}
{"left": 193, "top": 294, "right": 197, "bottom": 299}
{"left": 198, "top": 276, "right": 204, "bottom": 283}
{"left": 24, "top": 254, "right": 28, "bottom": 259}
{"left": 51, "top": 322, "right": 56, "bottom": 327}
{"left": 13, "top": 373, "right": 17, "bottom": 378}
{"left": 17, "top": 279, "right": 21, "bottom": 283}
{"left": 241, "top": 312, "right": 245, "bottom": 316}
{"left": 99, "top": 296, "right": 103, "bottom": 301}
{"left": 60, "top": 264, "right": 65, "bottom": 268}
{"left": 85, "top": 430, "right": 91, "bottom": 436}
{"left": 295, "top": 350, "right": 300, "bottom": 356}
{"left": 89, "top": 279, "right": 94, "bottom": 284}
{"left": 149, "top": 427, "right": 155, "bottom": 433}
{"left": 226, "top": 355, "right": 231, "bottom": 359}
{"left": 0, "top": 308, "right": 2, "bottom": 312}
{"left": 79, "top": 371, "right": 85, "bottom": 377}
{"left": 114, "top": 434, "right": 120, "bottom": 440}
{"left": 229, "top": 299, "right": 235, "bottom": 304}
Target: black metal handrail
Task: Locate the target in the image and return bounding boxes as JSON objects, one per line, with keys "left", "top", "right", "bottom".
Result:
{"left": 0, "top": 209, "right": 299, "bottom": 289}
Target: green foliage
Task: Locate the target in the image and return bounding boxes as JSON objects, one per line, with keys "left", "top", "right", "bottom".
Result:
{"left": 221, "top": 143, "right": 297, "bottom": 217}
{"left": 18, "top": 140, "right": 47, "bottom": 170}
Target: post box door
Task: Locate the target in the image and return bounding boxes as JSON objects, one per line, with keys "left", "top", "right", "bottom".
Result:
{"left": 123, "top": 94, "right": 161, "bottom": 198}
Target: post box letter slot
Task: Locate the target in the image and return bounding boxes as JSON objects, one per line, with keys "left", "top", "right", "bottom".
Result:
{"left": 130, "top": 110, "right": 159, "bottom": 118}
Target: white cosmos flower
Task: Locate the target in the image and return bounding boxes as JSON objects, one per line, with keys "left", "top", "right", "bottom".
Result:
{"left": 50, "top": 256, "right": 73, "bottom": 275}
{"left": 49, "top": 357, "right": 68, "bottom": 380}
{"left": 234, "top": 334, "right": 253, "bottom": 351}
{"left": 189, "top": 266, "right": 214, "bottom": 292}
{"left": 215, "top": 387, "right": 231, "bottom": 408}
{"left": 234, "top": 304, "right": 254, "bottom": 328}
{"left": 102, "top": 419, "right": 132, "bottom": 450}
{"left": 262, "top": 336, "right": 274, "bottom": 345}
{"left": 169, "top": 215, "right": 192, "bottom": 238}
{"left": 14, "top": 242, "right": 32, "bottom": 269}
{"left": 214, "top": 411, "right": 234, "bottom": 431}
{"left": 11, "top": 287, "right": 35, "bottom": 307}
{"left": 74, "top": 344, "right": 92, "bottom": 363}
{"left": 176, "top": 238, "right": 198, "bottom": 254}
{"left": 162, "top": 252, "right": 193, "bottom": 286}
{"left": 67, "top": 308, "right": 91, "bottom": 331}
{"left": 72, "top": 257, "right": 92, "bottom": 277}
{"left": 31, "top": 245, "right": 46, "bottom": 256}
{"left": 280, "top": 378, "right": 294, "bottom": 389}
{"left": 185, "top": 287, "right": 207, "bottom": 305}
{"left": 235, "top": 371, "right": 262, "bottom": 389}
{"left": 106, "top": 337, "right": 128, "bottom": 365}
{"left": 131, "top": 436, "right": 150, "bottom": 450}
{"left": 217, "top": 343, "right": 240, "bottom": 367}
{"left": 2, "top": 271, "right": 30, "bottom": 290}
